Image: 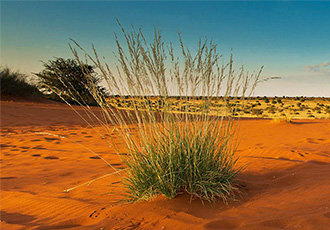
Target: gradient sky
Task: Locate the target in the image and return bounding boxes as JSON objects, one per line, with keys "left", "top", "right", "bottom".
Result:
{"left": 1, "top": 1, "right": 330, "bottom": 96}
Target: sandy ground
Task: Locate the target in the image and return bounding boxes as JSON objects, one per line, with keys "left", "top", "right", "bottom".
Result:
{"left": 1, "top": 98, "right": 330, "bottom": 229}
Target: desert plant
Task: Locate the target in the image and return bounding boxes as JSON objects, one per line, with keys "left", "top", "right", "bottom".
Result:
{"left": 34, "top": 58, "right": 105, "bottom": 106}
{"left": 325, "top": 108, "right": 330, "bottom": 115}
{"left": 251, "top": 108, "right": 263, "bottom": 116}
{"left": 57, "top": 23, "right": 263, "bottom": 203}
{"left": 0, "top": 67, "right": 43, "bottom": 98}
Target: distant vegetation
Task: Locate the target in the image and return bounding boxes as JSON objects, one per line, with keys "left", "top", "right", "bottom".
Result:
{"left": 0, "top": 59, "right": 106, "bottom": 105}
{"left": 1, "top": 64, "right": 329, "bottom": 120}
{"left": 106, "top": 96, "right": 330, "bottom": 120}
{"left": 0, "top": 67, "right": 43, "bottom": 99}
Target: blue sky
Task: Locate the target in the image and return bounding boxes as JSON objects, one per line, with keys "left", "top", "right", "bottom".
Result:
{"left": 1, "top": 1, "right": 330, "bottom": 96}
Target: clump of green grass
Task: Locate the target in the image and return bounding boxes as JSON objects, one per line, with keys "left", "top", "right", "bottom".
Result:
{"left": 0, "top": 67, "right": 43, "bottom": 99}
{"left": 52, "top": 22, "right": 263, "bottom": 203}
{"left": 124, "top": 121, "right": 239, "bottom": 203}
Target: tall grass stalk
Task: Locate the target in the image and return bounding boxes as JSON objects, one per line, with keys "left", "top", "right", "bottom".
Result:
{"left": 50, "top": 24, "right": 263, "bottom": 203}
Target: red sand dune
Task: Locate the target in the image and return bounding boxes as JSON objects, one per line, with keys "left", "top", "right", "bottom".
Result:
{"left": 1, "top": 98, "right": 330, "bottom": 229}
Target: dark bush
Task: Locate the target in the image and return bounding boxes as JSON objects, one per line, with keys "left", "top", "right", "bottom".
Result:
{"left": 35, "top": 58, "right": 105, "bottom": 106}
{"left": 0, "top": 67, "right": 43, "bottom": 99}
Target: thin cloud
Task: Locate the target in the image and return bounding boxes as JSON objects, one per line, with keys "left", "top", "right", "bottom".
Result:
{"left": 305, "top": 61, "right": 330, "bottom": 74}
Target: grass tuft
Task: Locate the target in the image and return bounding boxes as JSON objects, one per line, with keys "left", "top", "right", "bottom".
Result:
{"left": 124, "top": 121, "right": 239, "bottom": 203}
{"left": 48, "top": 22, "right": 263, "bottom": 203}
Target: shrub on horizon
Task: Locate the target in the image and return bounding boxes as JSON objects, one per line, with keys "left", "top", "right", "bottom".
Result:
{"left": 0, "top": 67, "right": 43, "bottom": 99}
{"left": 34, "top": 58, "right": 106, "bottom": 106}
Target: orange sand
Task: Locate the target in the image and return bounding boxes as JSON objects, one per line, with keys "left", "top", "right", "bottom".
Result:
{"left": 1, "top": 98, "right": 330, "bottom": 229}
